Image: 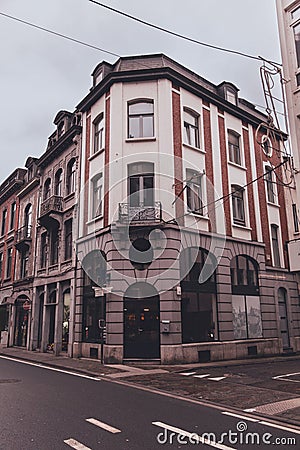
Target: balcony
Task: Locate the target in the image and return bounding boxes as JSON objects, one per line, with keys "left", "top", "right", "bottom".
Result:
{"left": 118, "top": 202, "right": 162, "bottom": 224}
{"left": 15, "top": 225, "right": 32, "bottom": 251}
{"left": 39, "top": 195, "right": 63, "bottom": 228}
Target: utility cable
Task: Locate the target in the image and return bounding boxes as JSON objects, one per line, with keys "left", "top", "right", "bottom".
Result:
{"left": 0, "top": 11, "right": 121, "bottom": 58}
{"left": 87, "top": 0, "right": 282, "bottom": 66}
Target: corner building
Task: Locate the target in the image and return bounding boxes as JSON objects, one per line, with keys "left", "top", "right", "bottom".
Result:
{"left": 74, "top": 54, "right": 300, "bottom": 364}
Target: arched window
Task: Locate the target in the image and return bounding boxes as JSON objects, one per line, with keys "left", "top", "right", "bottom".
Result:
{"left": 231, "top": 184, "right": 245, "bottom": 226}
{"left": 128, "top": 100, "right": 154, "bottom": 138}
{"left": 66, "top": 159, "right": 76, "bottom": 195}
{"left": 228, "top": 130, "right": 241, "bottom": 165}
{"left": 24, "top": 204, "right": 32, "bottom": 237}
{"left": 180, "top": 247, "right": 217, "bottom": 344}
{"left": 43, "top": 178, "right": 51, "bottom": 201}
{"left": 183, "top": 108, "right": 200, "bottom": 148}
{"left": 93, "top": 113, "right": 104, "bottom": 153}
{"left": 54, "top": 169, "right": 63, "bottom": 197}
{"left": 230, "top": 255, "right": 262, "bottom": 340}
{"left": 230, "top": 255, "right": 259, "bottom": 295}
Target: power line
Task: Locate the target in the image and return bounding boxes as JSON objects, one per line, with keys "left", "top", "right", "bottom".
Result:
{"left": 0, "top": 11, "right": 120, "bottom": 58}
{"left": 87, "top": 0, "right": 282, "bottom": 66}
{"left": 166, "top": 160, "right": 288, "bottom": 225}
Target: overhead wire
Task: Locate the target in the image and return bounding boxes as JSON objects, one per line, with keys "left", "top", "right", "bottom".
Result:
{"left": 87, "top": 0, "right": 282, "bottom": 66}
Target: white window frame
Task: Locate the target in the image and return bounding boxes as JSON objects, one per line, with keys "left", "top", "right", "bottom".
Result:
{"left": 93, "top": 113, "right": 104, "bottom": 154}
{"left": 186, "top": 169, "right": 204, "bottom": 215}
{"left": 127, "top": 99, "right": 154, "bottom": 139}
{"left": 91, "top": 173, "right": 103, "bottom": 219}
{"left": 227, "top": 129, "right": 242, "bottom": 166}
{"left": 183, "top": 108, "right": 200, "bottom": 149}
{"left": 231, "top": 185, "right": 246, "bottom": 226}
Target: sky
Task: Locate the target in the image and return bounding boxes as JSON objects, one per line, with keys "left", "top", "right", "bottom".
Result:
{"left": 0, "top": 0, "right": 282, "bottom": 184}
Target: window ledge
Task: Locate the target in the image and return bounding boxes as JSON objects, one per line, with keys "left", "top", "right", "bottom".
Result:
{"left": 89, "top": 148, "right": 105, "bottom": 161}
{"left": 125, "top": 137, "right": 156, "bottom": 143}
{"left": 64, "top": 192, "right": 75, "bottom": 202}
{"left": 183, "top": 142, "right": 205, "bottom": 153}
{"left": 267, "top": 200, "right": 280, "bottom": 208}
{"left": 86, "top": 215, "right": 104, "bottom": 226}
{"left": 186, "top": 211, "right": 209, "bottom": 220}
{"left": 228, "top": 161, "right": 247, "bottom": 171}
{"left": 232, "top": 223, "right": 252, "bottom": 231}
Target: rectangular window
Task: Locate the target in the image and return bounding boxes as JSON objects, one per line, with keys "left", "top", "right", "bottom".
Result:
{"left": 228, "top": 130, "right": 241, "bottom": 165}
{"left": 292, "top": 203, "right": 299, "bottom": 233}
{"left": 92, "top": 174, "right": 103, "bottom": 218}
{"left": 0, "top": 252, "right": 3, "bottom": 279}
{"left": 232, "top": 295, "right": 262, "bottom": 339}
{"left": 232, "top": 186, "right": 245, "bottom": 225}
{"left": 10, "top": 202, "right": 16, "bottom": 230}
{"left": 20, "top": 250, "right": 29, "bottom": 279}
{"left": 183, "top": 109, "right": 200, "bottom": 148}
{"left": 294, "top": 22, "right": 300, "bottom": 69}
{"left": 128, "top": 101, "right": 154, "bottom": 139}
{"left": 271, "top": 224, "right": 281, "bottom": 267}
{"left": 6, "top": 248, "right": 12, "bottom": 278}
{"left": 292, "top": 6, "right": 300, "bottom": 21}
{"left": 93, "top": 115, "right": 104, "bottom": 153}
{"left": 50, "top": 229, "right": 59, "bottom": 265}
{"left": 265, "top": 167, "right": 275, "bottom": 203}
{"left": 181, "top": 292, "right": 216, "bottom": 343}
{"left": 41, "top": 232, "right": 47, "bottom": 268}
{"left": 1, "top": 210, "right": 7, "bottom": 236}
{"left": 64, "top": 219, "right": 73, "bottom": 260}
{"left": 186, "top": 169, "right": 203, "bottom": 214}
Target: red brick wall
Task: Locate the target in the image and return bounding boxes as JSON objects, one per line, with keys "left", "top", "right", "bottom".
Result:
{"left": 218, "top": 115, "right": 232, "bottom": 236}
{"left": 203, "top": 107, "right": 216, "bottom": 232}
{"left": 243, "top": 127, "right": 257, "bottom": 241}
{"left": 172, "top": 91, "right": 184, "bottom": 226}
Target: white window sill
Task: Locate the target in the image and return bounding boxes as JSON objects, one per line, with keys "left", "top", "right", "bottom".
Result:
{"left": 125, "top": 137, "right": 156, "bottom": 143}
{"left": 267, "top": 200, "right": 280, "bottom": 208}
{"left": 86, "top": 215, "right": 104, "bottom": 226}
{"left": 183, "top": 142, "right": 205, "bottom": 153}
{"left": 89, "top": 148, "right": 105, "bottom": 161}
{"left": 232, "top": 223, "right": 252, "bottom": 231}
{"left": 228, "top": 161, "right": 247, "bottom": 171}
{"left": 186, "top": 211, "right": 209, "bottom": 220}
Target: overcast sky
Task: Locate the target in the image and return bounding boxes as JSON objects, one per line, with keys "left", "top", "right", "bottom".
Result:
{"left": 0, "top": 0, "right": 281, "bottom": 184}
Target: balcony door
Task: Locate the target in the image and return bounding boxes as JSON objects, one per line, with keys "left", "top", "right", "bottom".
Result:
{"left": 128, "top": 162, "right": 154, "bottom": 207}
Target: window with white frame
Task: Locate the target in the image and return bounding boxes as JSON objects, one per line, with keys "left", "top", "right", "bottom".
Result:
{"left": 93, "top": 114, "right": 104, "bottom": 153}
{"left": 228, "top": 130, "right": 241, "bottom": 165}
{"left": 128, "top": 162, "right": 154, "bottom": 207}
{"left": 91, "top": 174, "right": 103, "bottom": 219}
{"left": 183, "top": 108, "right": 200, "bottom": 148}
{"left": 271, "top": 224, "right": 281, "bottom": 267}
{"left": 294, "top": 22, "right": 300, "bottom": 70}
{"left": 225, "top": 88, "right": 237, "bottom": 105}
{"left": 231, "top": 185, "right": 245, "bottom": 226}
{"left": 265, "top": 166, "right": 276, "bottom": 203}
{"left": 128, "top": 100, "right": 154, "bottom": 138}
{"left": 67, "top": 159, "right": 76, "bottom": 195}
{"left": 186, "top": 169, "right": 203, "bottom": 214}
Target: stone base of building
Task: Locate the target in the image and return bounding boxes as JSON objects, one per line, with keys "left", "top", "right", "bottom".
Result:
{"left": 73, "top": 338, "right": 288, "bottom": 364}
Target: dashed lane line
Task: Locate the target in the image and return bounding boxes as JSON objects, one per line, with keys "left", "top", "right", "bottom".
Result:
{"left": 64, "top": 438, "right": 92, "bottom": 450}
{"left": 221, "top": 411, "right": 259, "bottom": 422}
{"left": 193, "top": 374, "right": 211, "bottom": 379}
{"left": 180, "top": 372, "right": 197, "bottom": 376}
{"left": 272, "top": 372, "right": 300, "bottom": 383}
{"left": 152, "top": 421, "right": 236, "bottom": 450}
{"left": 208, "top": 376, "right": 227, "bottom": 382}
{"left": 179, "top": 372, "right": 227, "bottom": 382}
{"left": 86, "top": 418, "right": 121, "bottom": 434}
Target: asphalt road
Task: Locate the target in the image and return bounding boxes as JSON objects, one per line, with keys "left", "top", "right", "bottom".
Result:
{"left": 0, "top": 356, "right": 299, "bottom": 450}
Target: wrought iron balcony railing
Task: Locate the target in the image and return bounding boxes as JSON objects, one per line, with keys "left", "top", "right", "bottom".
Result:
{"left": 40, "top": 195, "right": 63, "bottom": 217}
{"left": 118, "top": 202, "right": 162, "bottom": 223}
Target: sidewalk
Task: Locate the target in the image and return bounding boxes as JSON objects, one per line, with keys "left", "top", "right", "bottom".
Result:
{"left": 1, "top": 346, "right": 300, "bottom": 427}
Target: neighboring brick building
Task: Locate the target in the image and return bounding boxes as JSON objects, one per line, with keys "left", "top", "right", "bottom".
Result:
{"left": 74, "top": 54, "right": 300, "bottom": 363}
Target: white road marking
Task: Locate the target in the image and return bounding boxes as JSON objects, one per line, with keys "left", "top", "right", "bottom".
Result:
{"left": 64, "top": 438, "right": 92, "bottom": 450}
{"left": 180, "top": 372, "right": 196, "bottom": 376}
{"left": 272, "top": 372, "right": 300, "bottom": 383}
{"left": 193, "top": 374, "right": 211, "bottom": 379}
{"left": 243, "top": 408, "right": 256, "bottom": 412}
{"left": 258, "top": 421, "right": 300, "bottom": 435}
{"left": 0, "top": 355, "right": 102, "bottom": 381}
{"left": 221, "top": 411, "right": 259, "bottom": 422}
{"left": 152, "top": 421, "right": 236, "bottom": 450}
{"left": 208, "top": 377, "right": 227, "bottom": 382}
{"left": 86, "top": 418, "right": 121, "bottom": 434}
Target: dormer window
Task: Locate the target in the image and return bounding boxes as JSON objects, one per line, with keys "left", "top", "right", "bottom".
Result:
{"left": 95, "top": 71, "right": 103, "bottom": 85}
{"left": 226, "top": 87, "right": 237, "bottom": 105}
{"left": 57, "top": 121, "right": 65, "bottom": 138}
